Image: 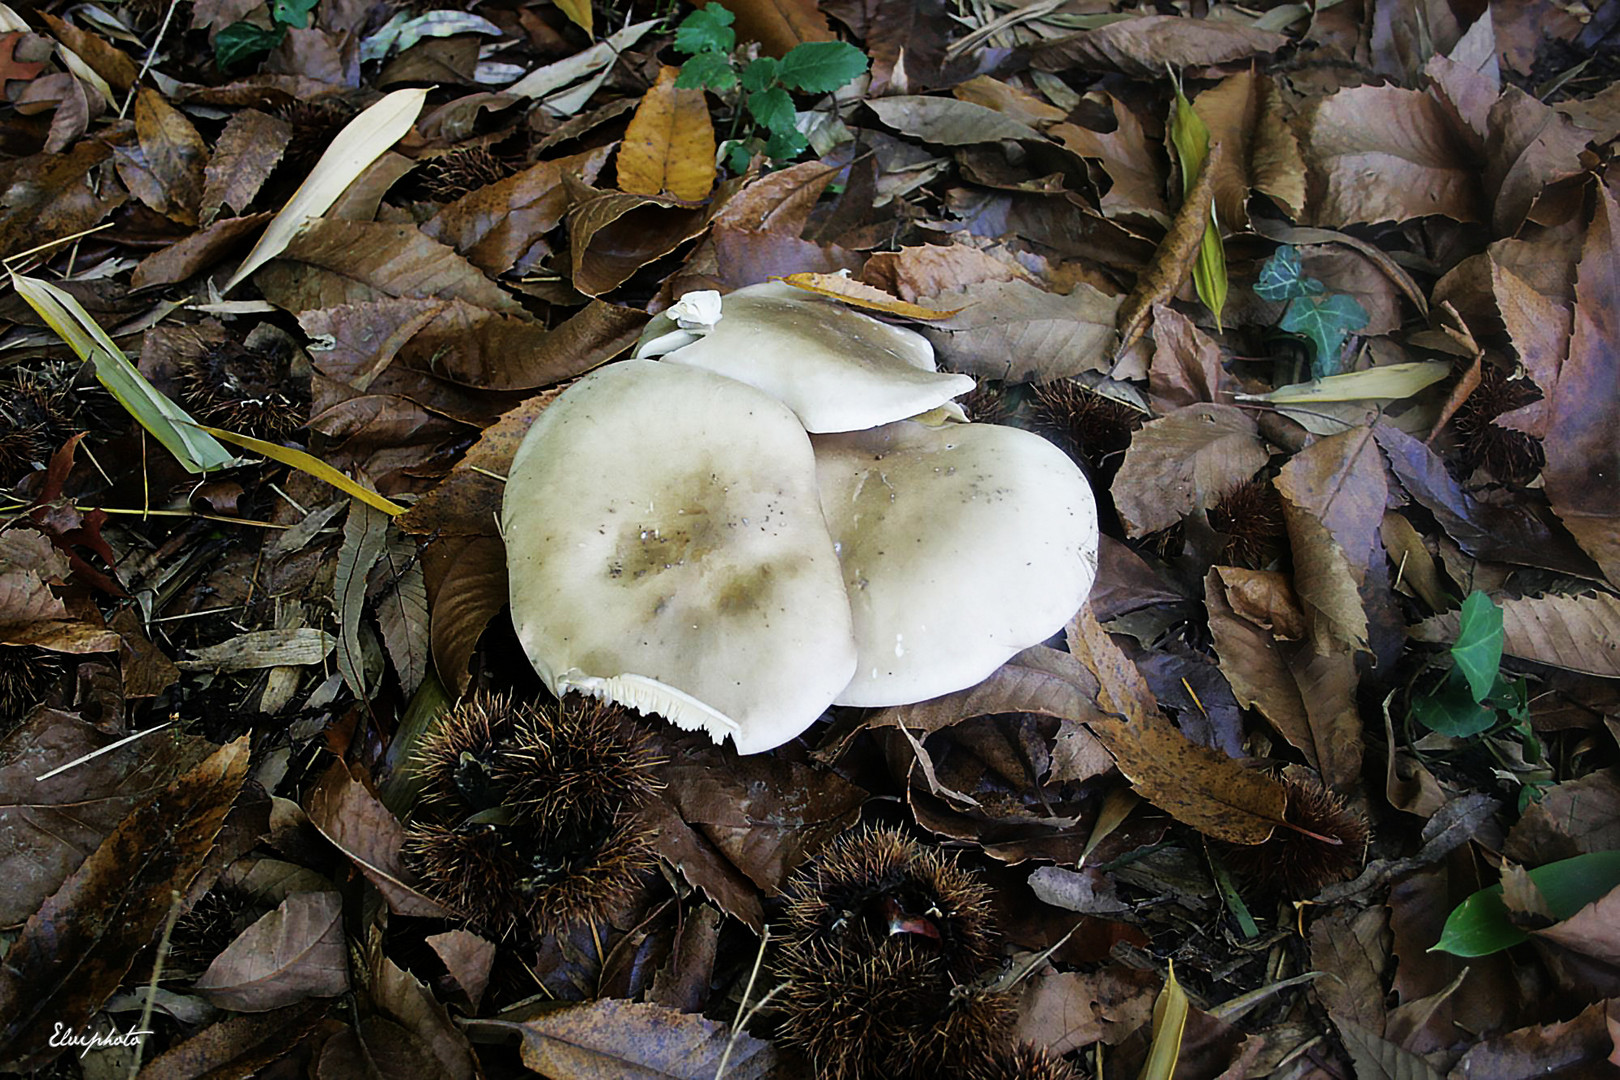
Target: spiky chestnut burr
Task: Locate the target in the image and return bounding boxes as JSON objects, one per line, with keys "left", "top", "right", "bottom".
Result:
{"left": 965, "top": 1043, "right": 1082, "bottom": 1080}
{"left": 0, "top": 365, "right": 80, "bottom": 486}
{"left": 1027, "top": 379, "right": 1143, "bottom": 475}
{"left": 1219, "top": 778, "right": 1370, "bottom": 897}
{"left": 177, "top": 338, "right": 306, "bottom": 440}
{"left": 774, "top": 828, "right": 1013, "bottom": 1080}
{"left": 424, "top": 146, "right": 515, "bottom": 200}
{"left": 0, "top": 645, "right": 61, "bottom": 735}
{"left": 1207, "top": 478, "right": 1287, "bottom": 569}
{"left": 1450, "top": 363, "right": 1544, "bottom": 486}
{"left": 404, "top": 692, "right": 662, "bottom": 937}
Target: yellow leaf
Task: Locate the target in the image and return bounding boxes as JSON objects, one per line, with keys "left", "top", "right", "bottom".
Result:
{"left": 618, "top": 65, "right": 715, "bottom": 202}
{"left": 223, "top": 87, "right": 427, "bottom": 294}
{"left": 197, "top": 425, "right": 406, "bottom": 517}
{"left": 551, "top": 0, "right": 593, "bottom": 36}
{"left": 1240, "top": 360, "right": 1451, "bottom": 403}
{"left": 778, "top": 272, "right": 963, "bottom": 320}
{"left": 1137, "top": 962, "right": 1189, "bottom": 1080}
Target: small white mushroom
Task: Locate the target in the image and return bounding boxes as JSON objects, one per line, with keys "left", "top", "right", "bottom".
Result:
{"left": 812, "top": 419, "right": 1099, "bottom": 707}
{"left": 501, "top": 360, "right": 858, "bottom": 754}
{"left": 633, "top": 282, "right": 975, "bottom": 433}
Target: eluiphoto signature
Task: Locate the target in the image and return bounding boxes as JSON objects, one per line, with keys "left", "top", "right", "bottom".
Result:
{"left": 49, "top": 1022, "right": 153, "bottom": 1057}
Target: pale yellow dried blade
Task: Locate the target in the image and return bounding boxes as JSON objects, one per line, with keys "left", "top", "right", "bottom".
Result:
{"left": 198, "top": 425, "right": 406, "bottom": 516}
{"left": 0, "top": 4, "right": 30, "bottom": 32}
{"left": 1137, "top": 961, "right": 1189, "bottom": 1080}
{"left": 11, "top": 272, "right": 238, "bottom": 474}
{"left": 1239, "top": 360, "right": 1450, "bottom": 403}
{"left": 222, "top": 87, "right": 428, "bottom": 294}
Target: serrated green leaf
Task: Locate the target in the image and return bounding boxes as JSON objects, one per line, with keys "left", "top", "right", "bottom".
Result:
{"left": 1433, "top": 851, "right": 1620, "bottom": 957}
{"left": 1410, "top": 667, "right": 1497, "bottom": 737}
{"left": 1451, "top": 591, "right": 1505, "bottom": 703}
{"left": 1280, "top": 293, "right": 1369, "bottom": 378}
{"left": 764, "top": 125, "right": 808, "bottom": 161}
{"left": 269, "top": 0, "right": 318, "bottom": 28}
{"left": 776, "top": 40, "right": 868, "bottom": 93}
{"left": 747, "top": 86, "right": 796, "bottom": 135}
{"left": 740, "top": 55, "right": 779, "bottom": 93}
{"left": 674, "top": 50, "right": 736, "bottom": 91}
{"left": 214, "top": 21, "right": 284, "bottom": 71}
{"left": 673, "top": 4, "right": 734, "bottom": 55}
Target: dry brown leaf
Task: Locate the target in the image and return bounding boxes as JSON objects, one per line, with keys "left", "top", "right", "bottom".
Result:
{"left": 1147, "top": 303, "right": 1222, "bottom": 408}
{"left": 427, "top": 930, "right": 496, "bottom": 1012}
{"left": 1305, "top": 85, "right": 1481, "bottom": 226}
{"left": 1490, "top": 258, "right": 1570, "bottom": 439}
{"left": 422, "top": 145, "right": 612, "bottom": 276}
{"left": 0, "top": 736, "right": 249, "bottom": 1070}
{"left": 193, "top": 890, "right": 349, "bottom": 1012}
{"left": 861, "top": 243, "right": 1032, "bottom": 301}
{"left": 1048, "top": 96, "right": 1166, "bottom": 221}
{"left": 1486, "top": 86, "right": 1594, "bottom": 239}
{"left": 867, "top": 95, "right": 1045, "bottom": 145}
{"left": 1195, "top": 68, "right": 1305, "bottom": 225}
{"left": 1278, "top": 490, "right": 1369, "bottom": 653}
{"left": 135, "top": 1002, "right": 328, "bottom": 1080}
{"left": 368, "top": 952, "right": 480, "bottom": 1080}
{"left": 130, "top": 211, "right": 273, "bottom": 289}
{"left": 920, "top": 277, "right": 1119, "bottom": 382}
{"left": 479, "top": 996, "right": 783, "bottom": 1076}
{"left": 1539, "top": 184, "right": 1620, "bottom": 587}
{"left": 780, "top": 270, "right": 960, "bottom": 318}
{"left": 618, "top": 65, "right": 715, "bottom": 203}
{"left": 1066, "top": 605, "right": 1159, "bottom": 724}
{"left": 1030, "top": 16, "right": 1289, "bottom": 77}
{"left": 1274, "top": 426, "right": 1387, "bottom": 583}
{"left": 1505, "top": 771, "right": 1620, "bottom": 864}
{"left": 569, "top": 184, "right": 715, "bottom": 296}
{"left": 1115, "top": 138, "right": 1223, "bottom": 357}
{"left": 200, "top": 108, "right": 291, "bottom": 225}
{"left": 711, "top": 158, "right": 841, "bottom": 233}
{"left": 38, "top": 12, "right": 135, "bottom": 89}
{"left": 424, "top": 535, "right": 507, "bottom": 693}
{"left": 952, "top": 75, "right": 1066, "bottom": 128}
{"left": 302, "top": 761, "right": 453, "bottom": 917}
{"left": 713, "top": 0, "right": 834, "bottom": 57}
{"left": 1412, "top": 591, "right": 1620, "bottom": 678}
{"left": 1454, "top": 1000, "right": 1619, "bottom": 1080}
{"left": 1014, "top": 965, "right": 1160, "bottom": 1055}
{"left": 133, "top": 86, "right": 207, "bottom": 225}
{"left": 1309, "top": 907, "right": 1390, "bottom": 1034}
{"left": 1111, "top": 402, "right": 1269, "bottom": 537}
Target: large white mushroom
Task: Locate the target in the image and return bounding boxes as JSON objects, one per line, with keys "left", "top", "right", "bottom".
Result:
{"left": 812, "top": 418, "right": 1099, "bottom": 707}
{"left": 632, "top": 282, "right": 975, "bottom": 433}
{"left": 501, "top": 359, "right": 858, "bottom": 754}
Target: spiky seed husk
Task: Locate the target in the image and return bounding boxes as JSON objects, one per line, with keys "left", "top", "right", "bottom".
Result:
{"left": 0, "top": 365, "right": 80, "bottom": 486}
{"left": 1451, "top": 363, "right": 1545, "bottom": 485}
{"left": 403, "top": 810, "right": 655, "bottom": 938}
{"left": 177, "top": 340, "right": 306, "bottom": 440}
{"left": 964, "top": 1042, "right": 1082, "bottom": 1080}
{"left": 276, "top": 100, "right": 360, "bottom": 170}
{"left": 1220, "top": 778, "right": 1370, "bottom": 897}
{"left": 412, "top": 691, "right": 508, "bottom": 816}
{"left": 957, "top": 380, "right": 1015, "bottom": 426}
{"left": 1207, "top": 477, "right": 1287, "bottom": 569}
{"left": 424, "top": 146, "right": 515, "bottom": 200}
{"left": 775, "top": 829, "right": 1010, "bottom": 1079}
{"left": 0, "top": 645, "right": 61, "bottom": 735}
{"left": 169, "top": 885, "right": 260, "bottom": 969}
{"left": 1027, "top": 379, "right": 1143, "bottom": 474}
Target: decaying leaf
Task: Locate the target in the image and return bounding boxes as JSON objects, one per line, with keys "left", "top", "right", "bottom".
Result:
{"left": 1116, "top": 138, "right": 1224, "bottom": 356}
{"left": 921, "top": 277, "right": 1120, "bottom": 381}
{"left": 1111, "top": 403, "right": 1270, "bottom": 537}
{"left": 1030, "top": 16, "right": 1289, "bottom": 77}
{"left": 193, "top": 890, "right": 349, "bottom": 1012}
{"left": 302, "top": 761, "right": 453, "bottom": 917}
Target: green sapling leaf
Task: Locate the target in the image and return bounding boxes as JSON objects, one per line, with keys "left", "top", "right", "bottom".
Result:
{"left": 747, "top": 86, "right": 797, "bottom": 136}
{"left": 1451, "top": 591, "right": 1505, "bottom": 703}
{"left": 1410, "top": 666, "right": 1497, "bottom": 737}
{"left": 674, "top": 4, "right": 735, "bottom": 55}
{"left": 1280, "top": 292, "right": 1369, "bottom": 378}
{"left": 764, "top": 125, "right": 808, "bottom": 160}
{"left": 215, "top": 21, "right": 286, "bottom": 70}
{"left": 675, "top": 50, "right": 737, "bottom": 91}
{"left": 1432, "top": 850, "right": 1620, "bottom": 957}
{"left": 741, "top": 56, "right": 780, "bottom": 93}
{"left": 776, "top": 40, "right": 869, "bottom": 93}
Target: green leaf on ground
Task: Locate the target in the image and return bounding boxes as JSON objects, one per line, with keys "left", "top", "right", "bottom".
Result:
{"left": 1434, "top": 850, "right": 1620, "bottom": 957}
{"left": 1451, "top": 590, "right": 1505, "bottom": 703}
{"left": 1281, "top": 292, "right": 1369, "bottom": 378}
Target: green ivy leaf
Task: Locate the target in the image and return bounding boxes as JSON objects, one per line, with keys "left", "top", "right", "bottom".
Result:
{"left": 1433, "top": 851, "right": 1620, "bottom": 957}
{"left": 215, "top": 21, "right": 285, "bottom": 71}
{"left": 1451, "top": 591, "right": 1505, "bottom": 703}
{"left": 673, "top": 4, "right": 735, "bottom": 55}
{"left": 746, "top": 86, "right": 797, "bottom": 136}
{"left": 1255, "top": 245, "right": 1323, "bottom": 302}
{"left": 764, "top": 124, "right": 808, "bottom": 161}
{"left": 740, "top": 56, "right": 779, "bottom": 93}
{"left": 776, "top": 40, "right": 869, "bottom": 93}
{"left": 674, "top": 51, "right": 737, "bottom": 91}
{"left": 1410, "top": 667, "right": 1497, "bottom": 738}
{"left": 269, "top": 0, "right": 318, "bottom": 28}
{"left": 1280, "top": 292, "right": 1369, "bottom": 378}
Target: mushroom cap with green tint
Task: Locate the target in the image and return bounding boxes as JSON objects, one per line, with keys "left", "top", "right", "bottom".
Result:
{"left": 813, "top": 419, "right": 1099, "bottom": 707}
{"left": 633, "top": 282, "right": 975, "bottom": 433}
{"left": 501, "top": 360, "right": 858, "bottom": 755}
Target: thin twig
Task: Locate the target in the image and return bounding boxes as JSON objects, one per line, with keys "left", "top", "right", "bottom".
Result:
{"left": 714, "top": 926, "right": 771, "bottom": 1080}
{"left": 128, "top": 890, "right": 185, "bottom": 1079}
{"left": 120, "top": 0, "right": 185, "bottom": 118}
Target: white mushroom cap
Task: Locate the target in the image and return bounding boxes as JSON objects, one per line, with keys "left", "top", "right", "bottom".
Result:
{"left": 632, "top": 282, "right": 976, "bottom": 433}
{"left": 812, "top": 419, "right": 1099, "bottom": 707}
{"left": 501, "top": 360, "right": 858, "bottom": 754}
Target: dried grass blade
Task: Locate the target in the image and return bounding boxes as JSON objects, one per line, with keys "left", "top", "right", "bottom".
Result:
{"left": 10, "top": 272, "right": 237, "bottom": 474}
{"left": 222, "top": 87, "right": 427, "bottom": 294}
{"left": 197, "top": 425, "right": 406, "bottom": 516}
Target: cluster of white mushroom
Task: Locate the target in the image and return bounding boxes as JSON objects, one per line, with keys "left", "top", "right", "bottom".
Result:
{"left": 501, "top": 281, "right": 1099, "bottom": 754}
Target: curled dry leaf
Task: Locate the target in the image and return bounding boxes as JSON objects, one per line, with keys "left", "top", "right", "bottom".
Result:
{"left": 0, "top": 736, "right": 250, "bottom": 1071}
{"left": 193, "top": 890, "right": 348, "bottom": 1013}
{"left": 568, "top": 184, "right": 717, "bottom": 296}
{"left": 780, "top": 270, "right": 960, "bottom": 318}
{"left": 302, "top": 761, "right": 454, "bottom": 917}
{"left": 1029, "top": 16, "right": 1289, "bottom": 77}
{"left": 1111, "top": 403, "right": 1270, "bottom": 537}
{"left": 618, "top": 65, "right": 715, "bottom": 203}
{"left": 1192, "top": 68, "right": 1306, "bottom": 227}
{"left": 1115, "top": 138, "right": 1224, "bottom": 358}
{"left": 424, "top": 535, "right": 508, "bottom": 694}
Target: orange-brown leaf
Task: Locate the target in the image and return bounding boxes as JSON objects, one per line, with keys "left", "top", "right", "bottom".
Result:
{"left": 1116, "top": 139, "right": 1224, "bottom": 357}
{"left": 779, "top": 271, "right": 961, "bottom": 319}
{"left": 618, "top": 65, "right": 716, "bottom": 203}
